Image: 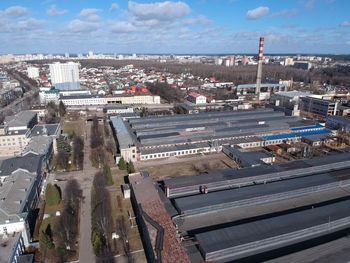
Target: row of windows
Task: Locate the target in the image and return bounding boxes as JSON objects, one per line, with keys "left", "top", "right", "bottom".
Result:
{"left": 1, "top": 137, "right": 23, "bottom": 142}
{"left": 141, "top": 149, "right": 199, "bottom": 160}
{"left": 0, "top": 142, "right": 20, "bottom": 146}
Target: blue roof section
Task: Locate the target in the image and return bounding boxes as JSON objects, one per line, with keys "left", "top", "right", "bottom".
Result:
{"left": 291, "top": 124, "right": 324, "bottom": 131}
{"left": 262, "top": 129, "right": 330, "bottom": 141}
{"left": 262, "top": 133, "right": 298, "bottom": 140}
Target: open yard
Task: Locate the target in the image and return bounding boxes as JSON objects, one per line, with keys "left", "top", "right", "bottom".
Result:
{"left": 108, "top": 170, "right": 144, "bottom": 255}
{"left": 61, "top": 119, "right": 85, "bottom": 137}
{"left": 140, "top": 153, "right": 238, "bottom": 180}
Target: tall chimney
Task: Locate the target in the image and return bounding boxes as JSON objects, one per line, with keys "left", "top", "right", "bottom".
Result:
{"left": 256, "top": 36, "right": 264, "bottom": 96}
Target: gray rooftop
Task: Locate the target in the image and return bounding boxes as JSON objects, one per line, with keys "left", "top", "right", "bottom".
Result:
{"left": 223, "top": 146, "right": 274, "bottom": 167}
{"left": 110, "top": 116, "right": 135, "bottom": 149}
{"left": 274, "top": 91, "right": 310, "bottom": 98}
{"left": 0, "top": 154, "right": 44, "bottom": 177}
{"left": 174, "top": 174, "right": 335, "bottom": 214}
{"left": 30, "top": 124, "right": 60, "bottom": 137}
{"left": 0, "top": 169, "right": 37, "bottom": 223}
{"left": 23, "top": 136, "right": 53, "bottom": 156}
{"left": 163, "top": 152, "right": 350, "bottom": 198}
{"left": 195, "top": 199, "right": 350, "bottom": 261}
{"left": 3, "top": 111, "right": 37, "bottom": 129}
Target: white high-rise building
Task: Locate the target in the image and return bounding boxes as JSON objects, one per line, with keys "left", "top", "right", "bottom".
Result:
{"left": 49, "top": 62, "right": 80, "bottom": 90}
{"left": 27, "top": 67, "right": 39, "bottom": 79}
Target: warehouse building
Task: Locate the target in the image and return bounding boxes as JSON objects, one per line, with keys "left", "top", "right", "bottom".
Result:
{"left": 300, "top": 95, "right": 339, "bottom": 118}
{"left": 195, "top": 199, "right": 350, "bottom": 262}
{"left": 163, "top": 152, "right": 350, "bottom": 198}
{"left": 222, "top": 146, "right": 275, "bottom": 167}
{"left": 128, "top": 151, "right": 350, "bottom": 262}
{"left": 111, "top": 108, "right": 330, "bottom": 162}
{"left": 326, "top": 115, "right": 350, "bottom": 132}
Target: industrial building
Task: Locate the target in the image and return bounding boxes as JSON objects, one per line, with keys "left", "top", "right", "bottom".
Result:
{"left": 110, "top": 108, "right": 331, "bottom": 162}
{"left": 162, "top": 152, "right": 350, "bottom": 198}
{"left": 129, "top": 172, "right": 190, "bottom": 263}
{"left": 269, "top": 90, "right": 310, "bottom": 116}
{"left": 326, "top": 115, "right": 350, "bottom": 132}
{"left": 128, "top": 152, "right": 350, "bottom": 262}
{"left": 300, "top": 95, "right": 339, "bottom": 118}
{"left": 222, "top": 145, "right": 275, "bottom": 167}
{"left": 195, "top": 199, "right": 350, "bottom": 262}
{"left": 236, "top": 83, "right": 287, "bottom": 100}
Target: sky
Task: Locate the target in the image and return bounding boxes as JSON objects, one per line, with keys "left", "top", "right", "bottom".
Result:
{"left": 0, "top": 0, "right": 350, "bottom": 54}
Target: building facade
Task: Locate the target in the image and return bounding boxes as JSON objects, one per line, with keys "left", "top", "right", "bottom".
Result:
{"left": 49, "top": 62, "right": 80, "bottom": 90}
{"left": 300, "top": 96, "right": 339, "bottom": 118}
{"left": 27, "top": 67, "right": 39, "bottom": 79}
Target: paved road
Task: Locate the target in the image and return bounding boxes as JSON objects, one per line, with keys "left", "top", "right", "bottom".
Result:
{"left": 54, "top": 121, "right": 98, "bottom": 263}
{"left": 78, "top": 121, "right": 97, "bottom": 263}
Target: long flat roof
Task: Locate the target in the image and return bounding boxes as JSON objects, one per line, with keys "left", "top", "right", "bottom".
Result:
{"left": 195, "top": 199, "right": 350, "bottom": 261}
{"left": 174, "top": 174, "right": 335, "bottom": 214}
{"left": 110, "top": 116, "right": 135, "bottom": 149}
{"left": 163, "top": 152, "right": 350, "bottom": 196}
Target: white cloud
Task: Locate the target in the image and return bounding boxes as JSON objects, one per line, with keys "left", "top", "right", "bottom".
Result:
{"left": 78, "top": 8, "right": 101, "bottom": 21}
{"left": 185, "top": 15, "right": 211, "bottom": 25}
{"left": 47, "top": 5, "right": 68, "bottom": 16}
{"left": 110, "top": 3, "right": 119, "bottom": 11}
{"left": 110, "top": 21, "right": 137, "bottom": 33}
{"left": 18, "top": 18, "right": 45, "bottom": 31}
{"left": 246, "top": 6, "right": 269, "bottom": 20}
{"left": 4, "top": 5, "right": 27, "bottom": 16}
{"left": 128, "top": 1, "right": 191, "bottom": 21}
{"left": 271, "top": 9, "right": 297, "bottom": 18}
{"left": 340, "top": 21, "right": 350, "bottom": 27}
{"left": 66, "top": 19, "right": 99, "bottom": 33}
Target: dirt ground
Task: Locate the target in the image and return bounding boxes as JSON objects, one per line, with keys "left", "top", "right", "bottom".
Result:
{"left": 61, "top": 119, "right": 85, "bottom": 137}
{"left": 142, "top": 153, "right": 238, "bottom": 180}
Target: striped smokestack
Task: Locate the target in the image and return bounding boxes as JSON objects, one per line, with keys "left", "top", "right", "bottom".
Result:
{"left": 256, "top": 36, "right": 264, "bottom": 96}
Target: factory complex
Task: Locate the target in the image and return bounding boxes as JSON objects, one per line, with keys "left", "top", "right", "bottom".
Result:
{"left": 129, "top": 152, "right": 350, "bottom": 262}
{"left": 111, "top": 108, "right": 331, "bottom": 162}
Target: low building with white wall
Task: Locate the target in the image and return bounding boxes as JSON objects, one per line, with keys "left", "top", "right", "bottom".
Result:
{"left": 186, "top": 92, "right": 207, "bottom": 104}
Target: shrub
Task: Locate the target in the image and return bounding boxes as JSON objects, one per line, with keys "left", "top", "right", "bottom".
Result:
{"left": 45, "top": 183, "right": 61, "bottom": 206}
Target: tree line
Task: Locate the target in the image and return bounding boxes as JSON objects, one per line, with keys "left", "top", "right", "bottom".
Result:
{"left": 91, "top": 169, "right": 113, "bottom": 258}
{"left": 39, "top": 180, "right": 82, "bottom": 262}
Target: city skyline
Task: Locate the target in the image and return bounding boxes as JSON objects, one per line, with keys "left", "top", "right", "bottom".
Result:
{"left": 0, "top": 0, "right": 350, "bottom": 54}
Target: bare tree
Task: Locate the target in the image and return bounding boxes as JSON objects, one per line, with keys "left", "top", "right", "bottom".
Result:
{"left": 116, "top": 216, "right": 133, "bottom": 263}
{"left": 91, "top": 172, "right": 113, "bottom": 256}
{"left": 54, "top": 180, "right": 82, "bottom": 252}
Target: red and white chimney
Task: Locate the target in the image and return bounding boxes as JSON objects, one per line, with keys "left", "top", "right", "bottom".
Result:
{"left": 256, "top": 36, "right": 264, "bottom": 96}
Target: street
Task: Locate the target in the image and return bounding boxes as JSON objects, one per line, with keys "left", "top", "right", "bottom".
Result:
{"left": 55, "top": 121, "right": 97, "bottom": 263}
